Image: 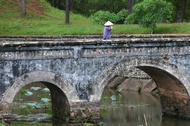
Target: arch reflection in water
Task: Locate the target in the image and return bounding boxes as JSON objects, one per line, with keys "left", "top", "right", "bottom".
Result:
{"left": 100, "top": 89, "right": 162, "bottom": 126}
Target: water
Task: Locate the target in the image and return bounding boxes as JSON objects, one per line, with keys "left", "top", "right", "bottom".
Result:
{"left": 10, "top": 84, "right": 190, "bottom": 126}
{"left": 100, "top": 89, "right": 190, "bottom": 126}
{"left": 100, "top": 89, "right": 162, "bottom": 126}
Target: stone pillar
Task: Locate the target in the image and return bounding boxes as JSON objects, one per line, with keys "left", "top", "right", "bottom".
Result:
{"left": 46, "top": 84, "right": 70, "bottom": 121}
{"left": 69, "top": 101, "right": 100, "bottom": 123}
{"left": 0, "top": 102, "right": 12, "bottom": 123}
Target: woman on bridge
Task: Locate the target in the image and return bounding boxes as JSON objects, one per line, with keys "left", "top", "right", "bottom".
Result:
{"left": 103, "top": 21, "right": 113, "bottom": 40}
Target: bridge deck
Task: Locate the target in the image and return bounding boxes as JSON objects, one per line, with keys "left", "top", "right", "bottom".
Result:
{"left": 0, "top": 35, "right": 190, "bottom": 47}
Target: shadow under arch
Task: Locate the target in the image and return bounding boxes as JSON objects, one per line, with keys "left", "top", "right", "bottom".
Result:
{"left": 2, "top": 71, "right": 79, "bottom": 120}
{"left": 90, "top": 57, "right": 190, "bottom": 101}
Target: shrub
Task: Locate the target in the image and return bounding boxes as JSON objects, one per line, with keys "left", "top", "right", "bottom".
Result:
{"left": 116, "top": 9, "right": 128, "bottom": 24}
{"left": 90, "top": 9, "right": 128, "bottom": 25}
{"left": 89, "top": 11, "right": 117, "bottom": 25}
{"left": 125, "top": 0, "right": 174, "bottom": 34}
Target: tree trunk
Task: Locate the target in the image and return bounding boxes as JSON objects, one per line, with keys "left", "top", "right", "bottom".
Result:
{"left": 176, "top": 0, "right": 187, "bottom": 22}
{"left": 127, "top": 0, "right": 135, "bottom": 14}
{"left": 51, "top": 0, "right": 54, "bottom": 7}
{"left": 69, "top": 0, "right": 73, "bottom": 11}
{"left": 65, "top": 0, "right": 70, "bottom": 24}
{"left": 21, "top": 0, "right": 26, "bottom": 16}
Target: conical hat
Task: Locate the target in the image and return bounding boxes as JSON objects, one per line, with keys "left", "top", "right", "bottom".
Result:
{"left": 104, "top": 21, "right": 113, "bottom": 26}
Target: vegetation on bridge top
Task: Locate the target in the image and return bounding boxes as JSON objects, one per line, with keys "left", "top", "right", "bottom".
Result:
{"left": 1, "top": 0, "right": 190, "bottom": 36}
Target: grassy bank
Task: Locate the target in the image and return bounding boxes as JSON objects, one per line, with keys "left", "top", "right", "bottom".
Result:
{"left": 1, "top": 0, "right": 190, "bottom": 36}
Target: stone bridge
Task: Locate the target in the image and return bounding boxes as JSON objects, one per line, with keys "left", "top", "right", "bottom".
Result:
{"left": 0, "top": 35, "right": 190, "bottom": 121}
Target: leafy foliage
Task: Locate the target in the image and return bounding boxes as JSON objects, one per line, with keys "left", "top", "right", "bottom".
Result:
{"left": 125, "top": 0, "right": 174, "bottom": 34}
{"left": 89, "top": 9, "right": 128, "bottom": 25}
{"left": 0, "top": 120, "right": 6, "bottom": 126}
{"left": 0, "top": 0, "right": 4, "bottom": 6}
{"left": 116, "top": 9, "right": 129, "bottom": 23}
{"left": 63, "top": 0, "right": 127, "bottom": 17}
{"left": 89, "top": 11, "right": 116, "bottom": 25}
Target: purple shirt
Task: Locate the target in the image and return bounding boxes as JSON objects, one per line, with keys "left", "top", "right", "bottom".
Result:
{"left": 103, "top": 26, "right": 111, "bottom": 39}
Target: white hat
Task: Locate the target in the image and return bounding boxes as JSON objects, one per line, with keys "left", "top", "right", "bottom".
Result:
{"left": 104, "top": 21, "right": 113, "bottom": 26}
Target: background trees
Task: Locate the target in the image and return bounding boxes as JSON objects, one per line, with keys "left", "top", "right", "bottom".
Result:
{"left": 46, "top": 0, "right": 190, "bottom": 23}
{"left": 127, "top": 0, "right": 135, "bottom": 14}
{"left": 170, "top": 0, "right": 187, "bottom": 22}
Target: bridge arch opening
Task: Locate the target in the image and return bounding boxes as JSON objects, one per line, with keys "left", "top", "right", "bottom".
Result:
{"left": 2, "top": 71, "right": 79, "bottom": 121}
{"left": 137, "top": 66, "right": 189, "bottom": 98}
{"left": 13, "top": 81, "right": 70, "bottom": 121}
{"left": 92, "top": 58, "right": 190, "bottom": 118}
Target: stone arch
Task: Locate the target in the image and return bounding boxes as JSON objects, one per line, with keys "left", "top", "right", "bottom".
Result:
{"left": 2, "top": 71, "right": 79, "bottom": 103}
{"left": 2, "top": 71, "right": 79, "bottom": 109}
{"left": 90, "top": 57, "right": 190, "bottom": 102}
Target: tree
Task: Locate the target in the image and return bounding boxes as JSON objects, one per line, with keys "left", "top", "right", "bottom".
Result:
{"left": 47, "top": 0, "right": 127, "bottom": 17}
{"left": 127, "top": 0, "right": 135, "bottom": 14}
{"left": 21, "top": 0, "right": 26, "bottom": 16}
{"left": 165, "top": 0, "right": 188, "bottom": 22}
{"left": 175, "top": 0, "right": 187, "bottom": 22}
{"left": 65, "top": 0, "right": 70, "bottom": 24}
{"left": 125, "top": 0, "right": 174, "bottom": 34}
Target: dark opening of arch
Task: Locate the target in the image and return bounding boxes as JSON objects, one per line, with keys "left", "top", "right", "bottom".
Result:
{"left": 137, "top": 66, "right": 189, "bottom": 99}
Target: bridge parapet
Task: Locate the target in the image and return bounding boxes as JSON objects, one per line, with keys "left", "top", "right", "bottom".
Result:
{"left": 0, "top": 35, "right": 190, "bottom": 60}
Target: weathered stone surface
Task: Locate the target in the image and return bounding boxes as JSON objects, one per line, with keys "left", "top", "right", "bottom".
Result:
{"left": 141, "top": 79, "right": 157, "bottom": 92}
{"left": 117, "top": 78, "right": 157, "bottom": 93}
{"left": 107, "top": 76, "right": 126, "bottom": 88}
{"left": 1, "top": 35, "right": 190, "bottom": 120}
{"left": 70, "top": 101, "right": 100, "bottom": 123}
{"left": 0, "top": 103, "right": 8, "bottom": 113}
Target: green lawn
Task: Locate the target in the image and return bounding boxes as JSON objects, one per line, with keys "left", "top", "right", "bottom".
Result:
{"left": 1, "top": 0, "right": 190, "bottom": 36}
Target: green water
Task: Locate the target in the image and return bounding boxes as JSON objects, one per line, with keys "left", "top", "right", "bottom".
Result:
{"left": 9, "top": 84, "right": 190, "bottom": 126}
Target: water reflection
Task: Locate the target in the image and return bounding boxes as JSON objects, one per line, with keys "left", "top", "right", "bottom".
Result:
{"left": 162, "top": 117, "right": 190, "bottom": 126}
{"left": 100, "top": 89, "right": 190, "bottom": 126}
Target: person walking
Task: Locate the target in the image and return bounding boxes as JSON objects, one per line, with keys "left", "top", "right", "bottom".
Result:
{"left": 103, "top": 21, "right": 113, "bottom": 40}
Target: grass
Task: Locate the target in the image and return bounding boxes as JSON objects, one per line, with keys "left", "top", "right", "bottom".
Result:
{"left": 1, "top": 0, "right": 190, "bottom": 36}
{"left": 155, "top": 23, "right": 190, "bottom": 34}
{"left": 8, "top": 122, "right": 52, "bottom": 126}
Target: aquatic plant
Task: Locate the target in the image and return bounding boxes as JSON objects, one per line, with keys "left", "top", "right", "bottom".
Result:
{"left": 31, "top": 87, "right": 41, "bottom": 91}
{"left": 110, "top": 87, "right": 123, "bottom": 101}
{"left": 42, "top": 88, "right": 50, "bottom": 92}
{"left": 27, "top": 102, "right": 42, "bottom": 109}
{"left": 0, "top": 119, "right": 6, "bottom": 126}
{"left": 101, "top": 96, "right": 109, "bottom": 101}
{"left": 40, "top": 98, "right": 50, "bottom": 103}
{"left": 19, "top": 89, "right": 33, "bottom": 96}
{"left": 116, "top": 87, "right": 123, "bottom": 93}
